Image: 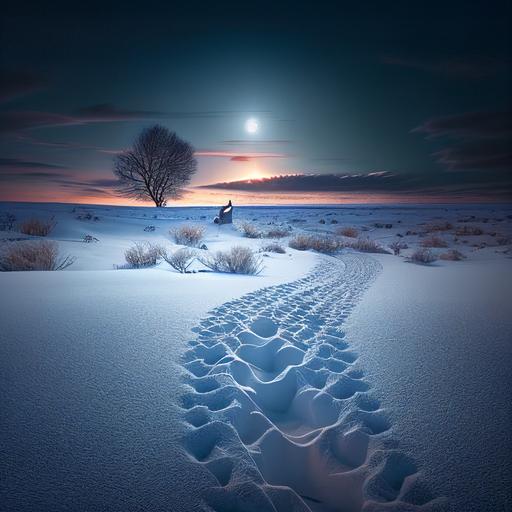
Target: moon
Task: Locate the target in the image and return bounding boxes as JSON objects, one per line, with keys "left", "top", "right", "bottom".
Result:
{"left": 245, "top": 118, "right": 259, "bottom": 134}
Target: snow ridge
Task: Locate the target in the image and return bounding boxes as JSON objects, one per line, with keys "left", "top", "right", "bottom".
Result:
{"left": 181, "top": 253, "right": 446, "bottom": 511}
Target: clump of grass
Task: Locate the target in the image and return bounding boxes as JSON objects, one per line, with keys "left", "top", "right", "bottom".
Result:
{"left": 421, "top": 235, "right": 448, "bottom": 248}
{"left": 260, "top": 242, "right": 286, "bottom": 254}
{"left": 19, "top": 217, "right": 57, "bottom": 236}
{"left": 265, "top": 227, "right": 290, "bottom": 238}
{"left": 172, "top": 224, "right": 205, "bottom": 246}
{"left": 0, "top": 241, "right": 75, "bottom": 271}
{"left": 407, "top": 248, "right": 437, "bottom": 265}
{"left": 161, "top": 247, "right": 196, "bottom": 273}
{"left": 337, "top": 227, "right": 359, "bottom": 238}
{"left": 389, "top": 240, "right": 408, "bottom": 255}
{"left": 341, "top": 238, "right": 388, "bottom": 254}
{"left": 439, "top": 249, "right": 466, "bottom": 261}
{"left": 455, "top": 225, "right": 483, "bottom": 236}
{"left": 425, "top": 221, "right": 453, "bottom": 232}
{"left": 288, "top": 234, "right": 339, "bottom": 254}
{"left": 238, "top": 222, "right": 261, "bottom": 238}
{"left": 199, "top": 246, "right": 263, "bottom": 274}
{"left": 124, "top": 242, "right": 162, "bottom": 268}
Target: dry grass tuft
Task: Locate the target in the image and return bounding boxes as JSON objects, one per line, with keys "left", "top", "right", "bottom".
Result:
{"left": 260, "top": 242, "right": 286, "bottom": 254}
{"left": 161, "top": 247, "right": 196, "bottom": 273}
{"left": 265, "top": 227, "right": 290, "bottom": 238}
{"left": 199, "top": 246, "right": 263, "bottom": 274}
{"left": 439, "top": 249, "right": 466, "bottom": 261}
{"left": 341, "top": 238, "right": 388, "bottom": 254}
{"left": 238, "top": 222, "right": 262, "bottom": 238}
{"left": 337, "top": 227, "right": 359, "bottom": 238}
{"left": 425, "top": 221, "right": 453, "bottom": 232}
{"left": 455, "top": 225, "right": 484, "bottom": 236}
{"left": 19, "top": 217, "right": 57, "bottom": 236}
{"left": 289, "top": 234, "right": 339, "bottom": 254}
{"left": 407, "top": 248, "right": 437, "bottom": 265}
{"left": 0, "top": 241, "right": 75, "bottom": 271}
{"left": 421, "top": 235, "right": 448, "bottom": 248}
{"left": 172, "top": 224, "right": 205, "bottom": 246}
{"left": 124, "top": 242, "right": 162, "bottom": 268}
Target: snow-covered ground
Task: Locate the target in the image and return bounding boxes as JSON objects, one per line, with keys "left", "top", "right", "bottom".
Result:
{"left": 0, "top": 201, "right": 511, "bottom": 511}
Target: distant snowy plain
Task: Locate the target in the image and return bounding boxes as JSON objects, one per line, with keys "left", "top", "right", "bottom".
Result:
{"left": 0, "top": 202, "right": 511, "bottom": 512}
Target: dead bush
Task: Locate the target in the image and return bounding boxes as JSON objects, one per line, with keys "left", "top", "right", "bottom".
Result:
{"left": 288, "top": 234, "right": 339, "bottom": 254}
{"left": 161, "top": 247, "right": 196, "bottom": 273}
{"left": 124, "top": 242, "right": 162, "bottom": 268}
{"left": 455, "top": 225, "right": 483, "bottom": 236}
{"left": 238, "top": 222, "right": 261, "bottom": 238}
{"left": 0, "top": 212, "right": 16, "bottom": 231}
{"left": 407, "top": 248, "right": 437, "bottom": 265}
{"left": 421, "top": 235, "right": 448, "bottom": 248}
{"left": 0, "top": 240, "right": 75, "bottom": 271}
{"left": 425, "top": 221, "right": 453, "bottom": 232}
{"left": 389, "top": 240, "right": 408, "bottom": 255}
{"left": 439, "top": 250, "right": 466, "bottom": 261}
{"left": 199, "top": 246, "right": 263, "bottom": 274}
{"left": 261, "top": 242, "right": 286, "bottom": 254}
{"left": 172, "top": 224, "right": 205, "bottom": 246}
{"left": 341, "top": 238, "right": 388, "bottom": 254}
{"left": 265, "top": 227, "right": 289, "bottom": 238}
{"left": 337, "top": 227, "right": 359, "bottom": 238}
{"left": 19, "top": 217, "right": 57, "bottom": 236}
{"left": 496, "top": 236, "right": 511, "bottom": 246}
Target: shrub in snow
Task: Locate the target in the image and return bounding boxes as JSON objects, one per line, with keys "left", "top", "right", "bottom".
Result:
{"left": 389, "top": 240, "right": 408, "bottom": 255}
{"left": 439, "top": 249, "right": 466, "bottom": 261}
{"left": 265, "top": 227, "right": 289, "bottom": 238}
{"left": 19, "top": 217, "right": 56, "bottom": 236}
{"left": 0, "top": 241, "right": 75, "bottom": 271}
{"left": 161, "top": 247, "right": 195, "bottom": 273}
{"left": 455, "top": 225, "right": 483, "bottom": 236}
{"left": 124, "top": 242, "right": 162, "bottom": 268}
{"left": 288, "top": 234, "right": 339, "bottom": 254}
{"left": 0, "top": 212, "right": 16, "bottom": 231}
{"left": 425, "top": 221, "right": 453, "bottom": 232}
{"left": 144, "top": 225, "right": 156, "bottom": 232}
{"left": 336, "top": 227, "right": 358, "bottom": 238}
{"left": 407, "top": 248, "right": 437, "bottom": 265}
{"left": 172, "top": 224, "right": 205, "bottom": 247}
{"left": 199, "top": 246, "right": 263, "bottom": 275}
{"left": 260, "top": 242, "right": 286, "bottom": 254}
{"left": 238, "top": 222, "right": 261, "bottom": 238}
{"left": 341, "top": 238, "right": 388, "bottom": 254}
{"left": 420, "top": 235, "right": 448, "bottom": 248}
{"left": 496, "top": 236, "right": 511, "bottom": 246}
{"left": 82, "top": 234, "right": 99, "bottom": 243}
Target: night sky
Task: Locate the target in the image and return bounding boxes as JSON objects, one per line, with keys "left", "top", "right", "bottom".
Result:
{"left": 1, "top": 1, "right": 510, "bottom": 205}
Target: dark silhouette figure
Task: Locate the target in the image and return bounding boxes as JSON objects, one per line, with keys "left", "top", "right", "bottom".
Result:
{"left": 214, "top": 200, "right": 233, "bottom": 224}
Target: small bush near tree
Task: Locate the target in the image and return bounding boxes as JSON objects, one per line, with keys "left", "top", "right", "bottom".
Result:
{"left": 160, "top": 247, "right": 196, "bottom": 273}
{"left": 19, "top": 217, "right": 57, "bottom": 236}
{"left": 407, "top": 248, "right": 437, "bottom": 265}
{"left": 172, "top": 224, "right": 205, "bottom": 247}
{"left": 199, "top": 246, "right": 263, "bottom": 274}
{"left": 0, "top": 241, "right": 75, "bottom": 271}
{"left": 124, "top": 242, "right": 162, "bottom": 268}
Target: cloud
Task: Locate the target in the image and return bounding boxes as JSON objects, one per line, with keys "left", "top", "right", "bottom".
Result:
{"left": 414, "top": 110, "right": 512, "bottom": 172}
{"left": 383, "top": 56, "right": 508, "bottom": 79}
{"left": 195, "top": 150, "right": 287, "bottom": 160}
{"left": 413, "top": 111, "right": 512, "bottom": 139}
{"left": 199, "top": 171, "right": 408, "bottom": 192}
{"left": 0, "top": 157, "right": 68, "bottom": 181}
{"left": 0, "top": 70, "right": 45, "bottom": 103}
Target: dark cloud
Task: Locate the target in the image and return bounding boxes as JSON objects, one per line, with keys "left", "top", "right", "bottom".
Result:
{"left": 383, "top": 56, "right": 509, "bottom": 79}
{"left": 0, "top": 157, "right": 66, "bottom": 170}
{"left": 0, "top": 70, "right": 45, "bottom": 103}
{"left": 200, "top": 171, "right": 409, "bottom": 192}
{"left": 413, "top": 111, "right": 512, "bottom": 139}
{"left": 414, "top": 110, "right": 512, "bottom": 172}
{"left": 0, "top": 158, "right": 67, "bottom": 181}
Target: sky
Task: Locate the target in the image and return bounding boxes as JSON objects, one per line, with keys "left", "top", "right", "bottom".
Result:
{"left": 0, "top": 1, "right": 511, "bottom": 205}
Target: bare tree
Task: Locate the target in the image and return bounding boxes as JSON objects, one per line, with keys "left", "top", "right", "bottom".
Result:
{"left": 113, "top": 125, "right": 197, "bottom": 207}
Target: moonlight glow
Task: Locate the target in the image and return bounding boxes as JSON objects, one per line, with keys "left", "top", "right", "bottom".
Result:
{"left": 245, "top": 118, "right": 259, "bottom": 134}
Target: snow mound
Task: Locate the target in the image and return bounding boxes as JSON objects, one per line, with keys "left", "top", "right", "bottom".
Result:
{"left": 180, "top": 253, "right": 447, "bottom": 511}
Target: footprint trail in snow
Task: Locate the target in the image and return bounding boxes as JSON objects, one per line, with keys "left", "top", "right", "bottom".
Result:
{"left": 181, "top": 253, "right": 446, "bottom": 512}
